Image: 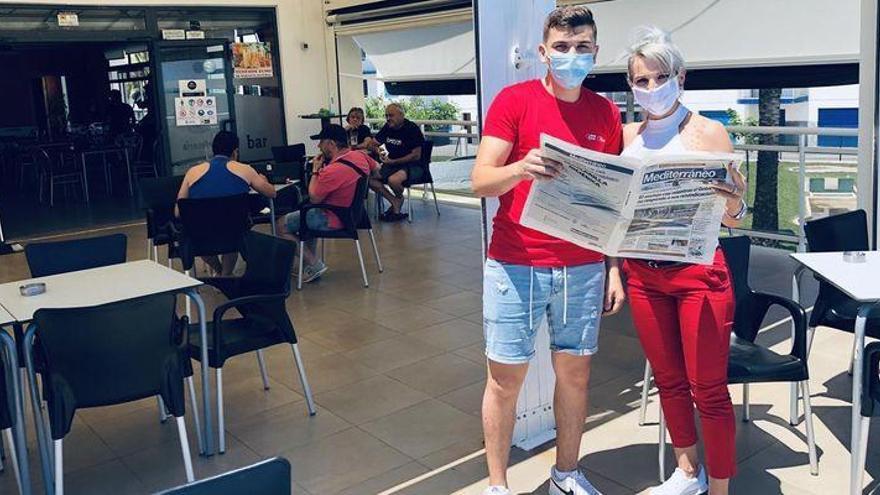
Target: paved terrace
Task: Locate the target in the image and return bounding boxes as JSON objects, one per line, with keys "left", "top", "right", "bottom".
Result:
{"left": 0, "top": 201, "right": 873, "bottom": 495}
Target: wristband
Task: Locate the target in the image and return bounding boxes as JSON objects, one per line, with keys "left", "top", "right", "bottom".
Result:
{"left": 725, "top": 199, "right": 747, "bottom": 220}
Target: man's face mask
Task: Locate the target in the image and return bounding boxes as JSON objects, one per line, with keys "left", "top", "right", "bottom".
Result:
{"left": 547, "top": 51, "right": 595, "bottom": 89}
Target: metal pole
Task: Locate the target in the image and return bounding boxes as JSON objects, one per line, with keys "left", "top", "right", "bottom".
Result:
{"left": 625, "top": 92, "right": 635, "bottom": 123}
{"left": 797, "top": 134, "right": 807, "bottom": 252}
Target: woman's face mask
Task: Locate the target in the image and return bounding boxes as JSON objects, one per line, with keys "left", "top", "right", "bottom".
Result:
{"left": 547, "top": 51, "right": 595, "bottom": 89}
{"left": 631, "top": 75, "right": 681, "bottom": 117}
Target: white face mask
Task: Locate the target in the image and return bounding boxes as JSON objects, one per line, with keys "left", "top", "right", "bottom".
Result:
{"left": 632, "top": 76, "right": 681, "bottom": 117}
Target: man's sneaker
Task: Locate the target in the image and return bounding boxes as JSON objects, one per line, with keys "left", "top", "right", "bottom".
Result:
{"left": 482, "top": 486, "right": 511, "bottom": 495}
{"left": 649, "top": 466, "right": 708, "bottom": 495}
{"left": 549, "top": 467, "right": 603, "bottom": 495}
{"left": 301, "top": 261, "right": 328, "bottom": 283}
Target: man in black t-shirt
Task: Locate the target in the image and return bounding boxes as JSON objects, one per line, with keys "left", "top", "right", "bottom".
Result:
{"left": 368, "top": 103, "right": 425, "bottom": 221}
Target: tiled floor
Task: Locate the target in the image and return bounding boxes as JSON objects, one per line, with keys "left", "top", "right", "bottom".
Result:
{"left": 0, "top": 200, "right": 874, "bottom": 494}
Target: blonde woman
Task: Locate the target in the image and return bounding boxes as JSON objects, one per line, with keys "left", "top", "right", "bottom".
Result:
{"left": 621, "top": 27, "right": 747, "bottom": 495}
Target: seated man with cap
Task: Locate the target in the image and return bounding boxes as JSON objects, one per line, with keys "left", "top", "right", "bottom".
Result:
{"left": 276, "top": 124, "right": 378, "bottom": 282}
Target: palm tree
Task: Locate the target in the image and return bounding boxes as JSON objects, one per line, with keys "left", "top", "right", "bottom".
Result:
{"left": 752, "top": 88, "right": 781, "bottom": 232}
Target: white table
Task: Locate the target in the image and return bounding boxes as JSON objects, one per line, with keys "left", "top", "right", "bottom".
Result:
{"left": 790, "top": 251, "right": 880, "bottom": 495}
{"left": 250, "top": 181, "right": 297, "bottom": 236}
{"left": 0, "top": 306, "right": 31, "bottom": 495}
{"left": 0, "top": 260, "right": 217, "bottom": 489}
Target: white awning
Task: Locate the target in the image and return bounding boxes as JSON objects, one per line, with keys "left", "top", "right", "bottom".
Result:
{"left": 348, "top": 0, "right": 859, "bottom": 90}
{"left": 352, "top": 21, "right": 475, "bottom": 82}
{"left": 588, "top": 0, "right": 860, "bottom": 74}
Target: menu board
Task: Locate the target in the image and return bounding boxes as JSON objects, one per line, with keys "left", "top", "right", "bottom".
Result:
{"left": 175, "top": 96, "right": 218, "bottom": 126}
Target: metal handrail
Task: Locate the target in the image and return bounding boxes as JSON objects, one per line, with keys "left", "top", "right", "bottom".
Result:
{"left": 725, "top": 125, "right": 858, "bottom": 137}
{"left": 362, "top": 118, "right": 859, "bottom": 247}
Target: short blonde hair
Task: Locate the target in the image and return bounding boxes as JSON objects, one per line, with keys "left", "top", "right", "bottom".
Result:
{"left": 626, "top": 26, "right": 685, "bottom": 82}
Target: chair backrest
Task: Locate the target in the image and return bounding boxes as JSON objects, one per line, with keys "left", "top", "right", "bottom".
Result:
{"left": 271, "top": 143, "right": 305, "bottom": 164}
{"left": 140, "top": 175, "right": 185, "bottom": 237}
{"left": 804, "top": 210, "right": 869, "bottom": 326}
{"left": 343, "top": 176, "right": 369, "bottom": 233}
{"left": 241, "top": 231, "right": 296, "bottom": 293}
{"left": 718, "top": 236, "right": 756, "bottom": 341}
{"left": 32, "top": 293, "right": 187, "bottom": 439}
{"left": 804, "top": 209, "right": 869, "bottom": 252}
{"left": 177, "top": 194, "right": 252, "bottom": 262}
{"left": 236, "top": 232, "right": 297, "bottom": 343}
{"left": 25, "top": 233, "right": 127, "bottom": 277}
{"left": 405, "top": 140, "right": 434, "bottom": 186}
{"left": 155, "top": 457, "right": 291, "bottom": 495}
{"left": 0, "top": 344, "right": 11, "bottom": 430}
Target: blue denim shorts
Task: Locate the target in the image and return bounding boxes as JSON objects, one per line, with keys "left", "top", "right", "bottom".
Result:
{"left": 283, "top": 208, "right": 332, "bottom": 234}
{"left": 482, "top": 258, "right": 606, "bottom": 364}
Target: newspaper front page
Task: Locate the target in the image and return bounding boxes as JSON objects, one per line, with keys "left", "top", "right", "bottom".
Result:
{"left": 520, "top": 134, "right": 741, "bottom": 264}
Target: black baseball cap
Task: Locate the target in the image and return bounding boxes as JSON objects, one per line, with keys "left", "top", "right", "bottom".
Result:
{"left": 310, "top": 124, "right": 348, "bottom": 144}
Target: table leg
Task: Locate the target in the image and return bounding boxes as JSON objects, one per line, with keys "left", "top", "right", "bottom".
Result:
{"left": 185, "top": 289, "right": 214, "bottom": 457}
{"left": 1, "top": 331, "right": 31, "bottom": 495}
{"left": 124, "top": 148, "right": 133, "bottom": 197}
{"left": 81, "top": 153, "right": 90, "bottom": 204}
{"left": 270, "top": 198, "right": 277, "bottom": 236}
{"left": 851, "top": 304, "right": 873, "bottom": 495}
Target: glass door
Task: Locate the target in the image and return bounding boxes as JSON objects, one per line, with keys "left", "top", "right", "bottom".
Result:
{"left": 152, "top": 40, "right": 236, "bottom": 175}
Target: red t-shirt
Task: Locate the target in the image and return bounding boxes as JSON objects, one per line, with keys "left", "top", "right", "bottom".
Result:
{"left": 312, "top": 150, "right": 378, "bottom": 228}
{"left": 482, "top": 79, "right": 623, "bottom": 267}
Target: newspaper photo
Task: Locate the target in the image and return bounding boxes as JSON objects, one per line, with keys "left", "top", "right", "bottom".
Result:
{"left": 520, "top": 134, "right": 742, "bottom": 264}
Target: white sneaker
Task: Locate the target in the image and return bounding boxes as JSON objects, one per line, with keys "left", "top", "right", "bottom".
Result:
{"left": 301, "top": 261, "right": 328, "bottom": 283}
{"left": 483, "top": 486, "right": 511, "bottom": 495}
{"left": 649, "top": 466, "right": 708, "bottom": 495}
{"left": 549, "top": 467, "right": 603, "bottom": 495}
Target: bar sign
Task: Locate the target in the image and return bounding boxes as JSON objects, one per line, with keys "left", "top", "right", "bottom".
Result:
{"left": 57, "top": 12, "right": 79, "bottom": 27}
{"left": 162, "top": 29, "right": 186, "bottom": 40}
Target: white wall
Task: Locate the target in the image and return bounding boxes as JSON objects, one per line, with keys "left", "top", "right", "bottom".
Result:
{"left": 681, "top": 89, "right": 747, "bottom": 120}
{"left": 1, "top": 0, "right": 336, "bottom": 151}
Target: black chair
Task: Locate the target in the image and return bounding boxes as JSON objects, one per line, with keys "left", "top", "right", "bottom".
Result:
{"left": 402, "top": 140, "right": 439, "bottom": 222}
{"left": 24, "top": 294, "right": 197, "bottom": 493}
{"left": 856, "top": 342, "right": 880, "bottom": 490}
{"left": 133, "top": 137, "right": 161, "bottom": 179}
{"left": 25, "top": 233, "right": 127, "bottom": 277}
{"left": 17, "top": 233, "right": 129, "bottom": 370}
{"left": 34, "top": 145, "right": 88, "bottom": 207}
{"left": 0, "top": 332, "right": 30, "bottom": 495}
{"left": 297, "top": 177, "right": 379, "bottom": 290}
{"left": 140, "top": 175, "right": 185, "bottom": 264}
{"left": 175, "top": 194, "right": 253, "bottom": 274}
{"left": 248, "top": 185, "right": 302, "bottom": 233}
{"left": 187, "top": 231, "right": 316, "bottom": 454}
{"left": 271, "top": 143, "right": 306, "bottom": 165}
{"left": 155, "top": 457, "right": 291, "bottom": 495}
{"left": 270, "top": 144, "right": 308, "bottom": 200}
{"left": 802, "top": 210, "right": 875, "bottom": 368}
{"left": 651, "top": 237, "right": 818, "bottom": 479}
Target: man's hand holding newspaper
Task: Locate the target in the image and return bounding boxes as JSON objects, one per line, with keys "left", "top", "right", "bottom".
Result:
{"left": 520, "top": 134, "right": 742, "bottom": 264}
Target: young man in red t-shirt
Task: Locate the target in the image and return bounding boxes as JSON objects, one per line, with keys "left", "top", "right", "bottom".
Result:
{"left": 471, "top": 7, "right": 625, "bottom": 495}
{"left": 277, "top": 124, "right": 378, "bottom": 282}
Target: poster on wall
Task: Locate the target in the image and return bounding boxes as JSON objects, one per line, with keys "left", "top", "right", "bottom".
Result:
{"left": 232, "top": 42, "right": 273, "bottom": 79}
{"left": 178, "top": 79, "right": 206, "bottom": 97}
{"left": 175, "top": 96, "right": 218, "bottom": 126}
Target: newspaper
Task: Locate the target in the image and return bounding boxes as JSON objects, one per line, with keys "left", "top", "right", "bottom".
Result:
{"left": 520, "top": 134, "right": 742, "bottom": 265}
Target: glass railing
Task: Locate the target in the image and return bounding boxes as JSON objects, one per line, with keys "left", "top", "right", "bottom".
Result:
{"left": 368, "top": 118, "right": 861, "bottom": 248}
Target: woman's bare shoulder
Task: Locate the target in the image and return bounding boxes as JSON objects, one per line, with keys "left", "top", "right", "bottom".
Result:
{"left": 683, "top": 114, "right": 732, "bottom": 152}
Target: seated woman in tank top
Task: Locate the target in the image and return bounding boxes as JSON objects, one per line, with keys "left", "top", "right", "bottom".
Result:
{"left": 177, "top": 130, "right": 276, "bottom": 276}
